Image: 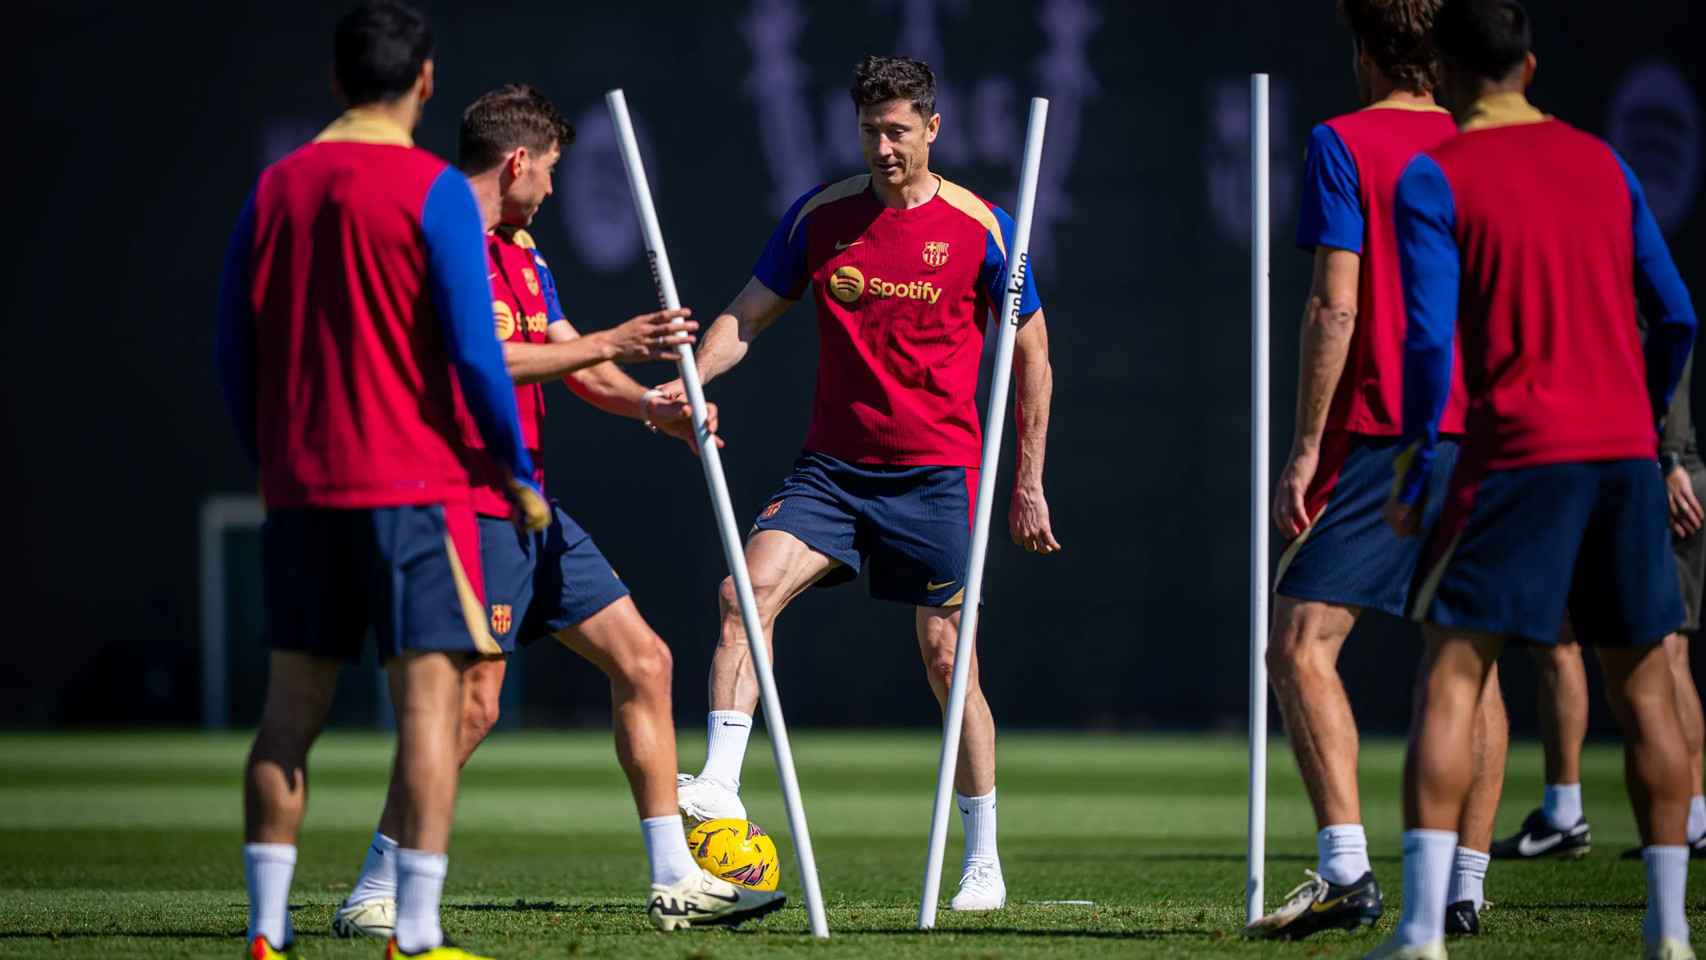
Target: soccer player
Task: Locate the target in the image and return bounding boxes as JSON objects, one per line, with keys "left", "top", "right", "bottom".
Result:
{"left": 330, "top": 84, "right": 785, "bottom": 939}
{"left": 214, "top": 4, "right": 547, "bottom": 958}
{"left": 669, "top": 54, "right": 1058, "bottom": 911}
{"left": 1492, "top": 352, "right": 1706, "bottom": 862}
{"left": 1247, "top": 0, "right": 1506, "bottom": 940}
{"left": 1371, "top": 2, "right": 1699, "bottom": 958}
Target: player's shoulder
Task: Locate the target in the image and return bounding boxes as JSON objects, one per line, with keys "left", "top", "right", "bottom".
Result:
{"left": 933, "top": 176, "right": 1012, "bottom": 251}
{"left": 785, "top": 174, "right": 872, "bottom": 239}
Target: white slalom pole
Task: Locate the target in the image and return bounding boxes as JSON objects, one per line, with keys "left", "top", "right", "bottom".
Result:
{"left": 1246, "top": 72, "right": 1271, "bottom": 927}
{"left": 605, "top": 89, "right": 829, "bottom": 940}
{"left": 917, "top": 96, "right": 1049, "bottom": 931}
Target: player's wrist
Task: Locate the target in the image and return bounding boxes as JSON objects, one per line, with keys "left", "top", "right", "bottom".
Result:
{"left": 640, "top": 388, "right": 664, "bottom": 433}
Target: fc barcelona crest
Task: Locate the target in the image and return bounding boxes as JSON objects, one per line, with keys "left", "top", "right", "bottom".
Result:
{"left": 922, "top": 240, "right": 950, "bottom": 267}
{"left": 523, "top": 268, "right": 540, "bottom": 296}
{"left": 490, "top": 604, "right": 513, "bottom": 635}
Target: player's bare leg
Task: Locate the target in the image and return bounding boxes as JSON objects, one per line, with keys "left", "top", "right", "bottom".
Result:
{"left": 1663, "top": 633, "right": 1706, "bottom": 846}
{"left": 1597, "top": 643, "right": 1693, "bottom": 952}
{"left": 1445, "top": 666, "right": 1507, "bottom": 934}
{"left": 339, "top": 656, "right": 505, "bottom": 938}
{"left": 682, "top": 530, "right": 837, "bottom": 826}
{"left": 916, "top": 605, "right": 1003, "bottom": 910}
{"left": 1494, "top": 630, "right": 1592, "bottom": 860}
{"left": 242, "top": 652, "right": 340, "bottom": 948}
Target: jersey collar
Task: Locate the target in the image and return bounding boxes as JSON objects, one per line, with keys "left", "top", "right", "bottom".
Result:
{"left": 1362, "top": 96, "right": 1448, "bottom": 114}
{"left": 1460, "top": 92, "right": 1547, "bottom": 133}
{"left": 313, "top": 108, "right": 414, "bottom": 147}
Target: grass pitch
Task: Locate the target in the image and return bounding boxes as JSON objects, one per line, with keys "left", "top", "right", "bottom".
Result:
{"left": 0, "top": 729, "right": 1697, "bottom": 958}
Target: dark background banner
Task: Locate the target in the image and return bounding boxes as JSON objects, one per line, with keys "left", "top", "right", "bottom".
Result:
{"left": 5, "top": 0, "right": 1700, "bottom": 734}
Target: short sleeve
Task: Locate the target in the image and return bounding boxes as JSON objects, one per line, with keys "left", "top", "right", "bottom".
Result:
{"left": 1296, "top": 124, "right": 1364, "bottom": 254}
{"left": 751, "top": 186, "right": 823, "bottom": 300}
{"left": 981, "top": 204, "right": 1043, "bottom": 315}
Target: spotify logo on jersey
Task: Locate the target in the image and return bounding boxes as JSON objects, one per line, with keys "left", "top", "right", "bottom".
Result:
{"left": 829, "top": 265, "right": 866, "bottom": 303}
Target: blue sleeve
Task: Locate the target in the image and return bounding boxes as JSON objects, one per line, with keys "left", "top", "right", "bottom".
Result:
{"left": 750, "top": 186, "right": 822, "bottom": 300}
{"left": 1618, "top": 154, "right": 1698, "bottom": 430}
{"left": 532, "top": 250, "right": 567, "bottom": 325}
{"left": 1393, "top": 155, "right": 1460, "bottom": 506}
{"left": 214, "top": 191, "right": 259, "bottom": 467}
{"left": 1296, "top": 124, "right": 1364, "bottom": 254}
{"left": 420, "top": 168, "right": 536, "bottom": 487}
{"left": 982, "top": 205, "right": 1043, "bottom": 316}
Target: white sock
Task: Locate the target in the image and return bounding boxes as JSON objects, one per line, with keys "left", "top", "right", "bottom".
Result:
{"left": 394, "top": 849, "right": 448, "bottom": 955}
{"left": 699, "top": 711, "right": 753, "bottom": 788}
{"left": 1446, "top": 846, "right": 1490, "bottom": 909}
{"left": 1395, "top": 829, "right": 1457, "bottom": 948}
{"left": 956, "top": 790, "right": 999, "bottom": 869}
{"left": 1643, "top": 845, "right": 1690, "bottom": 946}
{"left": 243, "top": 842, "right": 297, "bottom": 947}
{"left": 642, "top": 814, "right": 699, "bottom": 886}
{"left": 1316, "top": 823, "right": 1371, "bottom": 886}
{"left": 1689, "top": 796, "right": 1706, "bottom": 843}
{"left": 347, "top": 831, "right": 399, "bottom": 905}
{"left": 1542, "top": 782, "right": 1583, "bottom": 831}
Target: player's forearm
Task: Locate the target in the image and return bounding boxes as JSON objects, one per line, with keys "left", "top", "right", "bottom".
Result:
{"left": 1291, "top": 295, "right": 1356, "bottom": 455}
{"left": 503, "top": 336, "right": 619, "bottom": 386}
{"left": 564, "top": 361, "right": 651, "bottom": 420}
{"left": 692, "top": 312, "right": 752, "bottom": 386}
{"left": 1013, "top": 316, "right": 1053, "bottom": 490}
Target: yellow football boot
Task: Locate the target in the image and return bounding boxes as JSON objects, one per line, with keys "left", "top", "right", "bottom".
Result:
{"left": 383, "top": 939, "right": 493, "bottom": 960}
{"left": 246, "top": 936, "right": 298, "bottom": 960}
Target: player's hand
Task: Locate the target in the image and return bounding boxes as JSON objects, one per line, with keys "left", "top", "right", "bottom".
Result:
{"left": 645, "top": 391, "right": 724, "bottom": 456}
{"left": 1009, "top": 483, "right": 1062, "bottom": 555}
{"left": 601, "top": 309, "right": 696, "bottom": 364}
{"left": 1273, "top": 447, "right": 1318, "bottom": 540}
{"left": 1667, "top": 465, "right": 1704, "bottom": 539}
{"left": 1382, "top": 495, "right": 1420, "bottom": 539}
{"left": 507, "top": 479, "right": 551, "bottom": 533}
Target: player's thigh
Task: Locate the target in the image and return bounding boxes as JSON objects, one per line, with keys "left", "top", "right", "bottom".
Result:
{"left": 555, "top": 595, "right": 671, "bottom": 685}
{"left": 864, "top": 465, "right": 975, "bottom": 608}
{"left": 461, "top": 655, "right": 508, "bottom": 714}
{"left": 518, "top": 503, "right": 628, "bottom": 648}
{"left": 1269, "top": 595, "right": 1358, "bottom": 665}
{"left": 1569, "top": 460, "right": 1685, "bottom": 647}
{"left": 739, "top": 529, "right": 841, "bottom": 615}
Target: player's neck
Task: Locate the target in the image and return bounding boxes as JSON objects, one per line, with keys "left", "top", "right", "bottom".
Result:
{"left": 1365, "top": 77, "right": 1435, "bottom": 109}
{"left": 872, "top": 171, "right": 941, "bottom": 211}
{"left": 349, "top": 97, "right": 422, "bottom": 138}
{"left": 465, "top": 171, "right": 505, "bottom": 232}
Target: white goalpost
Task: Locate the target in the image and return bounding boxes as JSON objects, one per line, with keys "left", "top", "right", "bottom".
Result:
{"left": 605, "top": 88, "right": 830, "bottom": 940}
{"left": 1246, "top": 72, "right": 1271, "bottom": 927}
{"left": 917, "top": 95, "right": 1049, "bottom": 931}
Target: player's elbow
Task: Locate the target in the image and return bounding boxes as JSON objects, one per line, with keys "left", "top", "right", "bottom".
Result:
{"left": 1308, "top": 296, "right": 1357, "bottom": 341}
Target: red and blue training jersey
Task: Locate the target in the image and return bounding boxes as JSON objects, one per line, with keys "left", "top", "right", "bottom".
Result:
{"left": 1393, "top": 93, "right": 1698, "bottom": 503}
{"left": 1297, "top": 101, "right": 1466, "bottom": 436}
{"left": 752, "top": 174, "right": 1042, "bottom": 468}
{"left": 461, "top": 227, "right": 553, "bottom": 519}
{"left": 214, "top": 109, "right": 534, "bottom": 509}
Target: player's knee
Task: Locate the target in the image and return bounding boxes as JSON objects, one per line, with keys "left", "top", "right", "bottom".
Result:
{"left": 617, "top": 634, "right": 673, "bottom": 694}
{"left": 720, "top": 575, "right": 782, "bottom": 631}
{"left": 462, "top": 693, "right": 501, "bottom": 745}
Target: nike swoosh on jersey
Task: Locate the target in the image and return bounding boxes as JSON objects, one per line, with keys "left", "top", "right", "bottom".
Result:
{"left": 1517, "top": 833, "right": 1563, "bottom": 856}
{"left": 834, "top": 240, "right": 863, "bottom": 250}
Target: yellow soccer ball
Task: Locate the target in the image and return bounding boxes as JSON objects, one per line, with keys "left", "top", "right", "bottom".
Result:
{"left": 686, "top": 818, "right": 780, "bottom": 891}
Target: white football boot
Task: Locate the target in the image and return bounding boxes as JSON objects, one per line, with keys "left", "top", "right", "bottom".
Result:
{"left": 1362, "top": 935, "right": 1447, "bottom": 960}
{"left": 330, "top": 896, "right": 395, "bottom": 939}
{"left": 949, "top": 860, "right": 1006, "bottom": 911}
{"left": 676, "top": 773, "right": 746, "bottom": 828}
{"left": 1648, "top": 939, "right": 1697, "bottom": 960}
{"left": 648, "top": 868, "right": 787, "bottom": 931}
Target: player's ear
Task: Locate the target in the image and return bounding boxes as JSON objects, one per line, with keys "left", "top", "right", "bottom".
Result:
{"left": 925, "top": 112, "right": 940, "bottom": 144}
{"left": 1520, "top": 52, "right": 1537, "bottom": 90}
{"left": 417, "top": 59, "right": 435, "bottom": 105}
{"left": 509, "top": 146, "right": 528, "bottom": 180}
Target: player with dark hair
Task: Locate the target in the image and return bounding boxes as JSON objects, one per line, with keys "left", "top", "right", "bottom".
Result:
{"left": 1249, "top": 0, "right": 1507, "bottom": 940}
{"left": 328, "top": 82, "right": 786, "bottom": 939}
{"left": 1371, "top": 1, "right": 1698, "bottom": 957}
{"left": 214, "top": 4, "right": 547, "bottom": 959}
{"left": 670, "top": 53, "right": 1058, "bottom": 912}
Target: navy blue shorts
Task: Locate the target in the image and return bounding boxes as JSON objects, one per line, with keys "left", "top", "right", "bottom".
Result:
{"left": 1414, "top": 459, "right": 1683, "bottom": 646}
{"left": 479, "top": 501, "right": 630, "bottom": 651}
{"left": 262, "top": 504, "right": 497, "bottom": 663}
{"left": 1276, "top": 434, "right": 1460, "bottom": 618}
{"left": 752, "top": 451, "right": 975, "bottom": 607}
